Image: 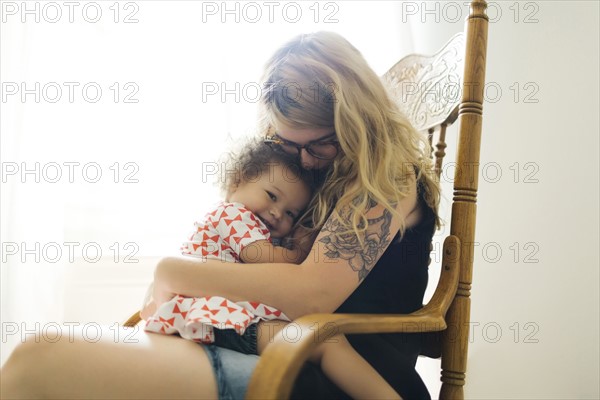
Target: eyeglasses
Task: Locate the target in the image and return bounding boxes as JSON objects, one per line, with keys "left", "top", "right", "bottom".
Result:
{"left": 264, "top": 132, "right": 339, "bottom": 160}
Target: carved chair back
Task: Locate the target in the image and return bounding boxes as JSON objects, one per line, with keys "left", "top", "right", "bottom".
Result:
{"left": 383, "top": 32, "right": 464, "bottom": 179}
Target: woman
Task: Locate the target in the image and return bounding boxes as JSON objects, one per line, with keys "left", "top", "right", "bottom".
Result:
{"left": 1, "top": 31, "right": 440, "bottom": 400}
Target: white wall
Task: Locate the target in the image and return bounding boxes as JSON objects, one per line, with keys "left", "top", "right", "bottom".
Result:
{"left": 413, "top": 1, "right": 599, "bottom": 399}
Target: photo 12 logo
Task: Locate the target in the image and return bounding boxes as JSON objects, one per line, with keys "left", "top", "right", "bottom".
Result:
{"left": 201, "top": 80, "right": 338, "bottom": 104}
{"left": 446, "top": 321, "right": 540, "bottom": 344}
{"left": 1, "top": 162, "right": 140, "bottom": 184}
{"left": 397, "top": 80, "right": 540, "bottom": 106}
{"left": 1, "top": 241, "right": 140, "bottom": 264}
{"left": 400, "top": 1, "right": 540, "bottom": 24}
{"left": 1, "top": 2, "right": 140, "bottom": 24}
{"left": 2, "top": 322, "right": 140, "bottom": 344}
{"left": 427, "top": 240, "right": 540, "bottom": 265}
{"left": 200, "top": 1, "right": 340, "bottom": 24}
{"left": 1, "top": 82, "right": 140, "bottom": 104}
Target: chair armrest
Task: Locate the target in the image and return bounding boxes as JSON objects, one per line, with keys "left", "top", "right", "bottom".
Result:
{"left": 123, "top": 311, "right": 142, "bottom": 327}
{"left": 246, "top": 235, "right": 460, "bottom": 400}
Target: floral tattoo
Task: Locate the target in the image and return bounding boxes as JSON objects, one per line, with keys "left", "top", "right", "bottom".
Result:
{"left": 318, "top": 205, "right": 393, "bottom": 282}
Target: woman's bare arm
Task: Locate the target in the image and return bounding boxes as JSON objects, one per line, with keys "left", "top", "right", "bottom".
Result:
{"left": 151, "top": 183, "right": 419, "bottom": 320}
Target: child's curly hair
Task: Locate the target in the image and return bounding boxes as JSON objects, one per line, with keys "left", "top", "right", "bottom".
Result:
{"left": 220, "top": 137, "right": 319, "bottom": 200}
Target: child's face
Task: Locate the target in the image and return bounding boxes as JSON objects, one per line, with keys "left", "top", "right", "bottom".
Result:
{"left": 228, "top": 164, "right": 311, "bottom": 238}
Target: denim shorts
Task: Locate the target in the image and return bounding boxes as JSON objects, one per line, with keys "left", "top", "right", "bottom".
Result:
{"left": 203, "top": 344, "right": 260, "bottom": 400}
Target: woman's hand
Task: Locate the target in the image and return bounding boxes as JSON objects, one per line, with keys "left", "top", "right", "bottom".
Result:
{"left": 140, "top": 285, "right": 176, "bottom": 320}
{"left": 139, "top": 279, "right": 176, "bottom": 320}
{"left": 140, "top": 299, "right": 157, "bottom": 320}
{"left": 140, "top": 263, "right": 179, "bottom": 320}
{"left": 153, "top": 279, "right": 177, "bottom": 308}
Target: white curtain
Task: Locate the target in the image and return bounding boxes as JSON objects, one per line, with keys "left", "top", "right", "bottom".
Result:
{"left": 1, "top": 1, "right": 414, "bottom": 365}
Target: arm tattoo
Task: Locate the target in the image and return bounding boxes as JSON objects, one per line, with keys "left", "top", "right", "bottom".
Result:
{"left": 318, "top": 206, "right": 393, "bottom": 282}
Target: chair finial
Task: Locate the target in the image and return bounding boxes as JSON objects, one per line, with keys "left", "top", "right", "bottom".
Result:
{"left": 469, "top": 0, "right": 489, "bottom": 21}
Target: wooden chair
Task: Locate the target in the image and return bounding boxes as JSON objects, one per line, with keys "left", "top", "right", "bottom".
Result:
{"left": 244, "top": 1, "right": 490, "bottom": 399}
{"left": 124, "top": 1, "right": 489, "bottom": 398}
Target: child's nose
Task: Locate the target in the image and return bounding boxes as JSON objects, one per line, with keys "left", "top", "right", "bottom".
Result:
{"left": 270, "top": 207, "right": 282, "bottom": 220}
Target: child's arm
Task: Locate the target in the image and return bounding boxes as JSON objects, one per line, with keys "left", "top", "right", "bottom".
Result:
{"left": 239, "top": 240, "right": 303, "bottom": 264}
{"left": 239, "top": 225, "right": 317, "bottom": 265}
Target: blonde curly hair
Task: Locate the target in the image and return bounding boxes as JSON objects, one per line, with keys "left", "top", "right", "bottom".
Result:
{"left": 258, "top": 31, "right": 441, "bottom": 242}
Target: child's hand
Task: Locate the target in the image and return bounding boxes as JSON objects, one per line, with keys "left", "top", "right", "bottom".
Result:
{"left": 291, "top": 225, "right": 317, "bottom": 260}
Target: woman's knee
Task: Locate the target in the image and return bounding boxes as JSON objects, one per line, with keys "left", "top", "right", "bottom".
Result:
{"left": 5, "top": 334, "right": 53, "bottom": 369}
{"left": 1, "top": 338, "right": 56, "bottom": 398}
{"left": 2, "top": 325, "right": 98, "bottom": 386}
{"left": 2, "top": 326, "right": 220, "bottom": 399}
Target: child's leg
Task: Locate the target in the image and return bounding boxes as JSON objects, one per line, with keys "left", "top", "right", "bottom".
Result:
{"left": 256, "top": 321, "right": 402, "bottom": 400}
{"left": 312, "top": 335, "right": 402, "bottom": 400}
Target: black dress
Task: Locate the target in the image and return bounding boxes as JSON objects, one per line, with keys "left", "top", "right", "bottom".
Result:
{"left": 291, "top": 183, "right": 436, "bottom": 400}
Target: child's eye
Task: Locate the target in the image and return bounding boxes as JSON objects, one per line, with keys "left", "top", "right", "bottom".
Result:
{"left": 266, "top": 191, "right": 277, "bottom": 201}
{"left": 286, "top": 210, "right": 296, "bottom": 219}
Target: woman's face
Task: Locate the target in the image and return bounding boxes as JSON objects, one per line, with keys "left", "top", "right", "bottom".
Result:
{"left": 273, "top": 121, "right": 339, "bottom": 170}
